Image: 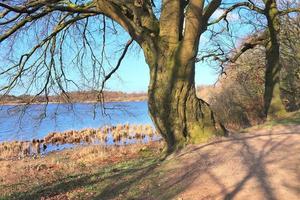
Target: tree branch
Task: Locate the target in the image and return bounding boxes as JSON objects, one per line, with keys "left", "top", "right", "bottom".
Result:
{"left": 98, "top": 38, "right": 133, "bottom": 100}
{"left": 0, "top": 8, "right": 53, "bottom": 43}
{"left": 207, "top": 2, "right": 264, "bottom": 27}
{"left": 279, "top": 8, "right": 300, "bottom": 16}
{"left": 159, "top": 0, "right": 184, "bottom": 43}
{"left": 203, "top": 0, "right": 222, "bottom": 21}
{"left": 0, "top": 13, "right": 96, "bottom": 94}
{"left": 181, "top": 0, "right": 205, "bottom": 58}
{"left": 229, "top": 31, "right": 268, "bottom": 63}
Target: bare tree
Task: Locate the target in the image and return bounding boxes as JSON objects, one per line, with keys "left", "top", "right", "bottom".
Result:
{"left": 279, "top": 12, "right": 300, "bottom": 111}
{"left": 1, "top": 0, "right": 298, "bottom": 151}
{"left": 201, "top": 0, "right": 300, "bottom": 119}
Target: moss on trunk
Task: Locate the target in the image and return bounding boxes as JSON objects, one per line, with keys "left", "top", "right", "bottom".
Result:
{"left": 264, "top": 0, "right": 287, "bottom": 119}
{"left": 144, "top": 42, "right": 225, "bottom": 152}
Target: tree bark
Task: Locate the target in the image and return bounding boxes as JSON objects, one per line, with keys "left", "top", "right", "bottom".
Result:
{"left": 264, "top": 0, "right": 287, "bottom": 119}
{"left": 142, "top": 41, "right": 225, "bottom": 152}
{"left": 94, "top": 0, "right": 226, "bottom": 152}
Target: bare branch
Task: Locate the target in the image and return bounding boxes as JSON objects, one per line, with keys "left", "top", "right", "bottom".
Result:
{"left": 99, "top": 38, "right": 134, "bottom": 95}
{"left": 0, "top": 8, "right": 52, "bottom": 43}
{"left": 159, "top": 0, "right": 184, "bottom": 43}
{"left": 203, "top": 0, "right": 222, "bottom": 21}
{"left": 181, "top": 0, "right": 205, "bottom": 57}
{"left": 279, "top": 8, "right": 300, "bottom": 16}
{"left": 229, "top": 31, "right": 268, "bottom": 63}
{"left": 207, "top": 2, "right": 264, "bottom": 27}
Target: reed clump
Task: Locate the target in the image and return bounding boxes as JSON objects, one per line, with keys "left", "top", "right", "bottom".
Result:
{"left": 0, "top": 141, "right": 31, "bottom": 158}
{"left": 0, "top": 124, "right": 161, "bottom": 159}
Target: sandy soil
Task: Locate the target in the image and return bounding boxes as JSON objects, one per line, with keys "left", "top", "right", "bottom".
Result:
{"left": 155, "top": 125, "right": 300, "bottom": 200}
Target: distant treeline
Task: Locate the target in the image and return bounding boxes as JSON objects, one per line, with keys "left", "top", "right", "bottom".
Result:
{"left": 0, "top": 91, "right": 148, "bottom": 105}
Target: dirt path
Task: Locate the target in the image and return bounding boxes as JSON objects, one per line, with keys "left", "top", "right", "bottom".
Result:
{"left": 153, "top": 125, "right": 300, "bottom": 200}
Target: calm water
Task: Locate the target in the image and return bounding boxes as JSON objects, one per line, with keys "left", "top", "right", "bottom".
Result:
{"left": 0, "top": 101, "right": 152, "bottom": 142}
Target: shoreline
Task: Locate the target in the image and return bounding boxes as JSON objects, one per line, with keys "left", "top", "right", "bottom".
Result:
{"left": 0, "top": 124, "right": 161, "bottom": 160}
{"left": 0, "top": 99, "right": 148, "bottom": 106}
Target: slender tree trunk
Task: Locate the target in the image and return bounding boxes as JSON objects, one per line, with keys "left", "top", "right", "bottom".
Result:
{"left": 142, "top": 42, "right": 225, "bottom": 152}
{"left": 264, "top": 0, "right": 287, "bottom": 119}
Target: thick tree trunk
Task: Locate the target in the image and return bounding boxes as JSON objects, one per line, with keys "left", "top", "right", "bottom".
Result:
{"left": 143, "top": 43, "right": 225, "bottom": 152}
{"left": 264, "top": 0, "right": 287, "bottom": 119}
{"left": 96, "top": 0, "right": 226, "bottom": 151}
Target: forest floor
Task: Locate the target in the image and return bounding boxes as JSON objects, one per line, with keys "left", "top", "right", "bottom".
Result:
{"left": 0, "top": 112, "right": 300, "bottom": 200}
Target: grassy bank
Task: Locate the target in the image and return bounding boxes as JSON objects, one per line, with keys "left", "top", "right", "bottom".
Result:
{"left": 0, "top": 141, "right": 165, "bottom": 200}
{"left": 243, "top": 111, "right": 300, "bottom": 132}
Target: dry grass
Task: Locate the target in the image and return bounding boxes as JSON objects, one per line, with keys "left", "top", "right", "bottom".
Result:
{"left": 0, "top": 124, "right": 161, "bottom": 160}
{"left": 0, "top": 141, "right": 165, "bottom": 199}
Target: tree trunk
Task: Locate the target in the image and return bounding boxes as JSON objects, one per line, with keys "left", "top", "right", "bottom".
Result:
{"left": 143, "top": 42, "right": 225, "bottom": 152}
{"left": 264, "top": 0, "right": 287, "bottom": 119}
{"left": 96, "top": 0, "right": 226, "bottom": 152}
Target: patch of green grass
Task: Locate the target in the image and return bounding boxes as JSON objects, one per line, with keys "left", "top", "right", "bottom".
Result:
{"left": 2, "top": 154, "right": 161, "bottom": 200}
{"left": 270, "top": 111, "right": 300, "bottom": 125}
{"left": 242, "top": 111, "right": 300, "bottom": 132}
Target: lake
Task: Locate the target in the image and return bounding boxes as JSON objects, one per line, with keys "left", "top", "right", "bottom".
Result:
{"left": 0, "top": 101, "right": 153, "bottom": 142}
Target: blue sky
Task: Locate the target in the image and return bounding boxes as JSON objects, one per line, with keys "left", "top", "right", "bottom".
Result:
{"left": 0, "top": 0, "right": 258, "bottom": 95}
{"left": 104, "top": 50, "right": 219, "bottom": 93}
{"left": 0, "top": 32, "right": 219, "bottom": 95}
{"left": 103, "top": 3, "right": 251, "bottom": 93}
